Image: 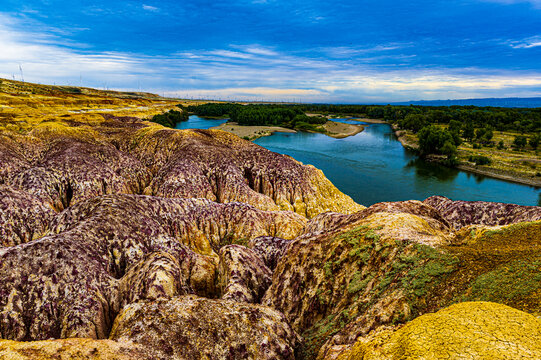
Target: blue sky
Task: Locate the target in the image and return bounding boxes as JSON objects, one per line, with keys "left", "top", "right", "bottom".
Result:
{"left": 1, "top": 0, "right": 540, "bottom": 102}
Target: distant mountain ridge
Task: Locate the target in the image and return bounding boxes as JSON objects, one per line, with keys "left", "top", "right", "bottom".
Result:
{"left": 390, "top": 97, "right": 541, "bottom": 108}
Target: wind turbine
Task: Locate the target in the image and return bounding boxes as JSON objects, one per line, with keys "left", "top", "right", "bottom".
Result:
{"left": 19, "top": 64, "right": 24, "bottom": 83}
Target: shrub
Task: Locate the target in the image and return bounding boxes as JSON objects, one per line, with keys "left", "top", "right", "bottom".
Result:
{"left": 468, "top": 155, "right": 491, "bottom": 165}
{"left": 513, "top": 135, "right": 527, "bottom": 149}
{"left": 149, "top": 109, "right": 188, "bottom": 128}
{"left": 530, "top": 133, "right": 540, "bottom": 149}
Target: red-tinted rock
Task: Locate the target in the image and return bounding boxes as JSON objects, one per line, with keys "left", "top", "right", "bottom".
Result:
{"left": 218, "top": 245, "right": 272, "bottom": 303}
{"left": 424, "top": 195, "right": 541, "bottom": 229}
{"left": 110, "top": 295, "right": 298, "bottom": 360}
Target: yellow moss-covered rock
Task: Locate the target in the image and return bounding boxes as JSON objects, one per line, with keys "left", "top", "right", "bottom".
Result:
{"left": 0, "top": 338, "right": 152, "bottom": 360}
{"left": 337, "top": 302, "right": 541, "bottom": 360}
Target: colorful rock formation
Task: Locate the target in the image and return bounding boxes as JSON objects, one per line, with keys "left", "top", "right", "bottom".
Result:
{"left": 336, "top": 302, "right": 541, "bottom": 360}
{"left": 0, "top": 89, "right": 540, "bottom": 359}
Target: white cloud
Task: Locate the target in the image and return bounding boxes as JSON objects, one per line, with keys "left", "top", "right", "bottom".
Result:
{"left": 142, "top": 5, "right": 159, "bottom": 12}
{"left": 509, "top": 36, "right": 541, "bottom": 48}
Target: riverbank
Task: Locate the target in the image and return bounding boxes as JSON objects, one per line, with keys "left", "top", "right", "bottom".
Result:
{"left": 389, "top": 124, "right": 541, "bottom": 187}
{"left": 456, "top": 163, "right": 541, "bottom": 187}
{"left": 349, "top": 118, "right": 388, "bottom": 124}
{"left": 391, "top": 124, "right": 420, "bottom": 151}
{"left": 212, "top": 120, "right": 364, "bottom": 140}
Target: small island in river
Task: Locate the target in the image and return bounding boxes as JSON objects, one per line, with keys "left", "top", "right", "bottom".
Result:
{"left": 211, "top": 120, "right": 364, "bottom": 140}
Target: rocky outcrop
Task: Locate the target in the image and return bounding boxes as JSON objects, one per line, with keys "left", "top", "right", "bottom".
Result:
{"left": 424, "top": 195, "right": 541, "bottom": 229}
{"left": 127, "top": 126, "right": 364, "bottom": 217}
{"left": 110, "top": 295, "right": 298, "bottom": 360}
{"left": 0, "top": 338, "right": 153, "bottom": 360}
{"left": 0, "top": 115, "right": 363, "bottom": 218}
{"left": 249, "top": 236, "right": 292, "bottom": 270}
{"left": 263, "top": 200, "right": 541, "bottom": 359}
{"left": 117, "top": 252, "right": 190, "bottom": 308}
{"left": 2, "top": 99, "right": 541, "bottom": 360}
{"left": 336, "top": 302, "right": 541, "bottom": 360}
{"left": 0, "top": 185, "right": 54, "bottom": 247}
{"left": 218, "top": 245, "right": 272, "bottom": 303}
{"left": 0, "top": 194, "right": 305, "bottom": 341}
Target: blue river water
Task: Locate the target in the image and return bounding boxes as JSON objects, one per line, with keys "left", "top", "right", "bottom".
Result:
{"left": 178, "top": 116, "right": 540, "bottom": 206}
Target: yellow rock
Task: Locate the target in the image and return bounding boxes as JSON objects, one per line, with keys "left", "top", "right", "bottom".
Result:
{"left": 0, "top": 338, "right": 151, "bottom": 359}
{"left": 337, "top": 301, "right": 541, "bottom": 360}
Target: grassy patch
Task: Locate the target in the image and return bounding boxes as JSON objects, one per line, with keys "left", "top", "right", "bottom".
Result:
{"left": 466, "top": 260, "right": 541, "bottom": 303}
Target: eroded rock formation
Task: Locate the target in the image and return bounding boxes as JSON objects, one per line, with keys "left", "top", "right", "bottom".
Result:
{"left": 424, "top": 195, "right": 541, "bottom": 229}
{"left": 110, "top": 295, "right": 298, "bottom": 360}
{"left": 337, "top": 302, "right": 541, "bottom": 360}
{"left": 218, "top": 245, "right": 272, "bottom": 303}
{"left": 263, "top": 200, "right": 541, "bottom": 359}
{"left": 0, "top": 194, "right": 305, "bottom": 341}
{"left": 1, "top": 107, "right": 540, "bottom": 360}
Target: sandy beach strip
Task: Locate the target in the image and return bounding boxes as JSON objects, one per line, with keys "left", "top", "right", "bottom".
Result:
{"left": 211, "top": 122, "right": 296, "bottom": 140}
{"left": 322, "top": 121, "right": 365, "bottom": 138}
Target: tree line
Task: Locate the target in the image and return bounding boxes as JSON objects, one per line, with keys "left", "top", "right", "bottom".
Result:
{"left": 184, "top": 102, "right": 540, "bottom": 161}
{"left": 148, "top": 105, "right": 188, "bottom": 128}
{"left": 186, "top": 103, "right": 327, "bottom": 131}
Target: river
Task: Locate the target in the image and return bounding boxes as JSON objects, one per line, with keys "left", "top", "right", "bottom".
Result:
{"left": 178, "top": 116, "right": 540, "bottom": 206}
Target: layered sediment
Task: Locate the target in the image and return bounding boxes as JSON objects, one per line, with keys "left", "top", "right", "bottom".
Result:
{"left": 1, "top": 98, "right": 540, "bottom": 359}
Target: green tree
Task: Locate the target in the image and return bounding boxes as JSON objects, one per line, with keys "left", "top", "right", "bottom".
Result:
{"left": 482, "top": 128, "right": 493, "bottom": 142}
{"left": 448, "top": 120, "right": 462, "bottom": 133}
{"left": 441, "top": 140, "right": 458, "bottom": 165}
{"left": 400, "top": 113, "right": 426, "bottom": 132}
{"left": 513, "top": 135, "right": 527, "bottom": 149}
{"left": 462, "top": 122, "right": 475, "bottom": 142}
{"left": 530, "top": 133, "right": 540, "bottom": 150}
{"left": 417, "top": 125, "right": 454, "bottom": 156}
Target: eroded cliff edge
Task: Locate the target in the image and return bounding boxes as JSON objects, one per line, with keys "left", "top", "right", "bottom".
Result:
{"left": 0, "top": 109, "right": 540, "bottom": 360}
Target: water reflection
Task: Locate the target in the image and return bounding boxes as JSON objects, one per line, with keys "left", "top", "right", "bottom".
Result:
{"left": 406, "top": 158, "right": 460, "bottom": 183}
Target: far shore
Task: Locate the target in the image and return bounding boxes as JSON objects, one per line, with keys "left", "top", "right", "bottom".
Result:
{"left": 348, "top": 118, "right": 388, "bottom": 124}
{"left": 389, "top": 124, "right": 541, "bottom": 188}
{"left": 306, "top": 113, "right": 387, "bottom": 124}
{"left": 212, "top": 117, "right": 539, "bottom": 187}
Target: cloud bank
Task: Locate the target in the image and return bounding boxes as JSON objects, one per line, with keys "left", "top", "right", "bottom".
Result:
{"left": 0, "top": 12, "right": 540, "bottom": 102}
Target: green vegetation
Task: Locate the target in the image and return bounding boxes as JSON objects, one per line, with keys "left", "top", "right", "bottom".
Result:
{"left": 187, "top": 102, "right": 540, "bottom": 150}
{"left": 186, "top": 103, "right": 327, "bottom": 132}
{"left": 468, "top": 155, "right": 491, "bottom": 165}
{"left": 148, "top": 106, "right": 188, "bottom": 128}
{"left": 186, "top": 102, "right": 239, "bottom": 118}
{"left": 513, "top": 135, "right": 528, "bottom": 149}
{"left": 466, "top": 260, "right": 541, "bottom": 303}
{"left": 186, "top": 102, "right": 540, "bottom": 181}
{"left": 218, "top": 233, "right": 249, "bottom": 249}
{"left": 417, "top": 125, "right": 459, "bottom": 164}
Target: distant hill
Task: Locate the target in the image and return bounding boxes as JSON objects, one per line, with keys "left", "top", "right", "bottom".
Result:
{"left": 0, "top": 78, "right": 162, "bottom": 100}
{"left": 391, "top": 97, "right": 541, "bottom": 108}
